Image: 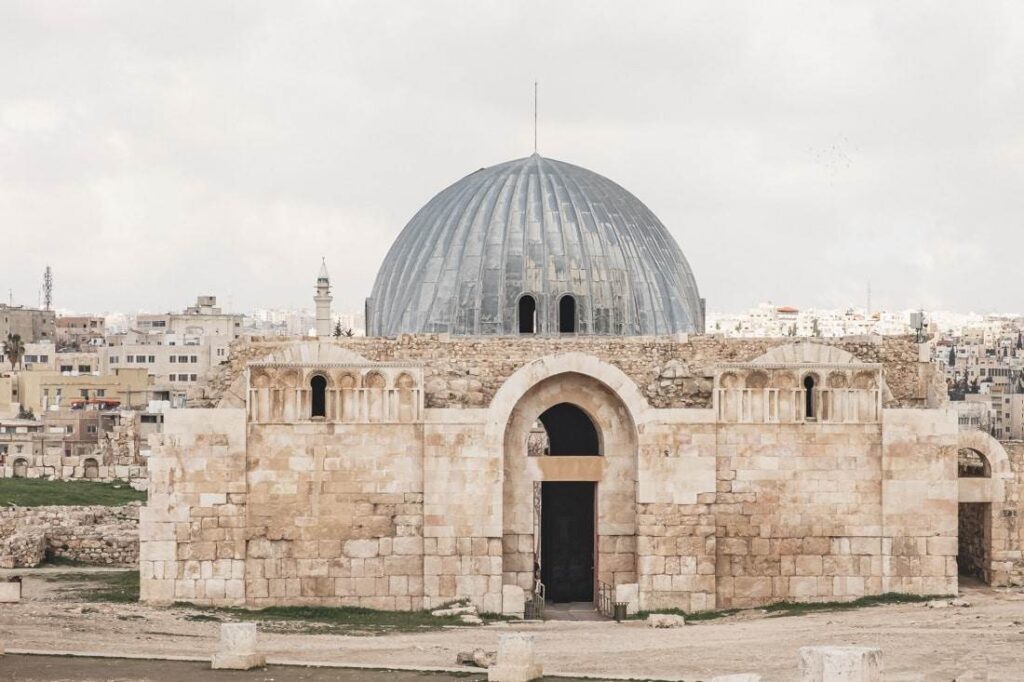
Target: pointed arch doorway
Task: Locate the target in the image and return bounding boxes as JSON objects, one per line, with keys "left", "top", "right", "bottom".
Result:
{"left": 502, "top": 371, "right": 638, "bottom": 612}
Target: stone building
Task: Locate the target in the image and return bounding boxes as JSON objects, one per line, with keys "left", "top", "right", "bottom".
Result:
{"left": 140, "top": 154, "right": 1024, "bottom": 614}
{"left": 0, "top": 304, "right": 56, "bottom": 344}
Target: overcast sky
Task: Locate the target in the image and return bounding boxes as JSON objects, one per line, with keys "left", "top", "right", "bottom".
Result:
{"left": 1, "top": 1, "right": 1021, "bottom": 316}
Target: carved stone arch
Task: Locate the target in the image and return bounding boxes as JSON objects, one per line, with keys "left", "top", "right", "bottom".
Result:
{"left": 365, "top": 371, "right": 387, "bottom": 389}
{"left": 852, "top": 371, "right": 877, "bottom": 389}
{"left": 719, "top": 371, "right": 741, "bottom": 389}
{"left": 485, "top": 352, "right": 652, "bottom": 453}
{"left": 337, "top": 372, "right": 359, "bottom": 389}
{"left": 251, "top": 370, "right": 271, "bottom": 389}
{"left": 772, "top": 371, "right": 797, "bottom": 389}
{"left": 827, "top": 371, "right": 850, "bottom": 389}
{"left": 306, "top": 369, "right": 332, "bottom": 387}
{"left": 958, "top": 431, "right": 1011, "bottom": 478}
{"left": 395, "top": 372, "right": 415, "bottom": 389}
{"left": 745, "top": 370, "right": 769, "bottom": 389}
{"left": 278, "top": 369, "right": 300, "bottom": 388}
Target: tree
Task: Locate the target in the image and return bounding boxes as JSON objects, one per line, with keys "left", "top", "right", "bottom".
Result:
{"left": 343, "top": 327, "right": 355, "bottom": 337}
{"left": 948, "top": 346, "right": 956, "bottom": 367}
{"left": 4, "top": 333, "right": 25, "bottom": 370}
{"left": 333, "top": 320, "right": 343, "bottom": 337}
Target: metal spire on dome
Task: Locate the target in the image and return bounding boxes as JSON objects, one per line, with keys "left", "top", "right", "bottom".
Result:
{"left": 318, "top": 257, "right": 329, "bottom": 281}
{"left": 533, "top": 80, "right": 538, "bottom": 154}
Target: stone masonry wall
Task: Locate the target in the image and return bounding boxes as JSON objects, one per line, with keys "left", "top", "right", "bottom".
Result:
{"left": 193, "top": 335, "right": 933, "bottom": 412}
{"left": 0, "top": 504, "right": 139, "bottom": 568}
{"left": 993, "top": 440, "right": 1024, "bottom": 586}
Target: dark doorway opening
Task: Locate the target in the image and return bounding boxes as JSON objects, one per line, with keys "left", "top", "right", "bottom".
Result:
{"left": 803, "top": 375, "right": 816, "bottom": 420}
{"left": 958, "top": 502, "right": 991, "bottom": 583}
{"left": 559, "top": 295, "right": 577, "bottom": 334}
{"left": 541, "top": 482, "right": 595, "bottom": 603}
{"left": 518, "top": 295, "right": 536, "bottom": 334}
{"left": 310, "top": 375, "right": 327, "bottom": 418}
{"left": 537, "top": 403, "right": 600, "bottom": 456}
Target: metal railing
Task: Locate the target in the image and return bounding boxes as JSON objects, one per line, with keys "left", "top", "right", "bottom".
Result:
{"left": 597, "top": 581, "right": 613, "bottom": 618}
{"left": 524, "top": 580, "right": 545, "bottom": 620}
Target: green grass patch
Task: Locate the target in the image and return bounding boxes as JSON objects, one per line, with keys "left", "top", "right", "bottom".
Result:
{"left": 0, "top": 478, "right": 146, "bottom": 507}
{"left": 630, "top": 606, "right": 741, "bottom": 622}
{"left": 46, "top": 570, "right": 140, "bottom": 603}
{"left": 761, "top": 592, "right": 946, "bottom": 617}
{"left": 175, "top": 603, "right": 480, "bottom": 636}
{"left": 633, "top": 592, "right": 950, "bottom": 623}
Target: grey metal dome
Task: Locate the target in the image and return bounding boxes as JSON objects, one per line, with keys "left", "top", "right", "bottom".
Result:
{"left": 367, "top": 154, "right": 704, "bottom": 337}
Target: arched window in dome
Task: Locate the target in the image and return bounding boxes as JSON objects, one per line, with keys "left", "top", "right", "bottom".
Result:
{"left": 310, "top": 374, "right": 327, "bottom": 418}
{"left": 518, "top": 295, "right": 536, "bottom": 335}
{"left": 559, "top": 295, "right": 577, "bottom": 334}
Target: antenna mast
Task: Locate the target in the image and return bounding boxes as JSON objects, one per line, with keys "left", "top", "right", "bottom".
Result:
{"left": 533, "top": 81, "right": 538, "bottom": 154}
{"left": 43, "top": 266, "right": 53, "bottom": 311}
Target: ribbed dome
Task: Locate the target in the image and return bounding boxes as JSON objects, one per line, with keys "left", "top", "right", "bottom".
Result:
{"left": 367, "top": 154, "right": 703, "bottom": 337}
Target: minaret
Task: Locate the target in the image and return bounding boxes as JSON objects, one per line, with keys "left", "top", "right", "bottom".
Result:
{"left": 314, "top": 258, "right": 332, "bottom": 337}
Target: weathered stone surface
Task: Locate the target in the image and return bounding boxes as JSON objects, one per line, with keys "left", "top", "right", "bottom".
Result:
{"left": 647, "top": 613, "right": 686, "bottom": 628}
{"left": 0, "top": 505, "right": 139, "bottom": 568}
{"left": 798, "top": 646, "right": 882, "bottom": 682}
{"left": 0, "top": 582, "right": 21, "bottom": 603}
{"left": 210, "top": 622, "right": 265, "bottom": 671}
{"left": 487, "top": 633, "right": 543, "bottom": 682}
{"left": 501, "top": 584, "right": 525, "bottom": 618}
{"left": 457, "top": 648, "right": 496, "bottom": 668}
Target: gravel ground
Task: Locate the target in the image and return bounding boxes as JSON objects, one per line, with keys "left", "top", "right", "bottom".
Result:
{"left": 1, "top": 570, "right": 1023, "bottom": 681}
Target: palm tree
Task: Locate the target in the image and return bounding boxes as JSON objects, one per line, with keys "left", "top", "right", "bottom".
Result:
{"left": 4, "top": 333, "right": 25, "bottom": 370}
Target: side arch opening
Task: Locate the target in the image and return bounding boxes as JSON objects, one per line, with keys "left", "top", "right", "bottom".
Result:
{"left": 518, "top": 295, "right": 537, "bottom": 335}
{"left": 558, "top": 295, "right": 577, "bottom": 334}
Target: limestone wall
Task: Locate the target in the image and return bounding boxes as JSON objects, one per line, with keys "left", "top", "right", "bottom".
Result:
{"left": 992, "top": 440, "right": 1024, "bottom": 586}
{"left": 194, "top": 335, "right": 935, "bottom": 412}
{"left": 139, "top": 408, "right": 248, "bottom": 605}
{"left": 881, "top": 410, "right": 959, "bottom": 596}
{"left": 245, "top": 422, "right": 424, "bottom": 610}
{"left": 0, "top": 504, "right": 139, "bottom": 568}
{"left": 146, "top": 343, "right": 968, "bottom": 614}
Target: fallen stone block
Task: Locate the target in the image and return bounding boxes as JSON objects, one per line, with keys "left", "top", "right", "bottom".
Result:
{"left": 0, "top": 581, "right": 21, "bottom": 603}
{"left": 647, "top": 613, "right": 686, "bottom": 628}
{"left": 799, "top": 646, "right": 882, "bottom": 682}
{"left": 456, "top": 648, "right": 496, "bottom": 668}
{"left": 210, "top": 622, "right": 265, "bottom": 671}
{"left": 487, "top": 633, "right": 543, "bottom": 682}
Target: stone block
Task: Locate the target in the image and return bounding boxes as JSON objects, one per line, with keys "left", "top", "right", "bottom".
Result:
{"left": 647, "top": 613, "right": 685, "bottom": 628}
{"left": 799, "top": 646, "right": 882, "bottom": 681}
{"left": 501, "top": 584, "right": 525, "bottom": 618}
{"left": 488, "top": 633, "right": 543, "bottom": 682}
{"left": 210, "top": 623, "right": 265, "bottom": 670}
{"left": 614, "top": 583, "right": 639, "bottom": 615}
{"left": 0, "top": 582, "right": 21, "bottom": 603}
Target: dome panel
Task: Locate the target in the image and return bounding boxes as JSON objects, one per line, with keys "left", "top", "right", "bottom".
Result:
{"left": 367, "top": 154, "right": 703, "bottom": 337}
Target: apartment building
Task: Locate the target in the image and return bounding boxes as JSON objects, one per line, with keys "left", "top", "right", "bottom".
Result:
{"left": 0, "top": 304, "right": 56, "bottom": 343}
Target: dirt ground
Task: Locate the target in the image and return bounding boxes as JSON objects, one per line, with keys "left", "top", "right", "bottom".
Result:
{"left": 2, "top": 569, "right": 1023, "bottom": 681}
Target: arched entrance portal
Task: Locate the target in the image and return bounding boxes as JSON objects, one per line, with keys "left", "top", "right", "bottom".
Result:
{"left": 502, "top": 372, "right": 637, "bottom": 609}
{"left": 534, "top": 403, "right": 601, "bottom": 602}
